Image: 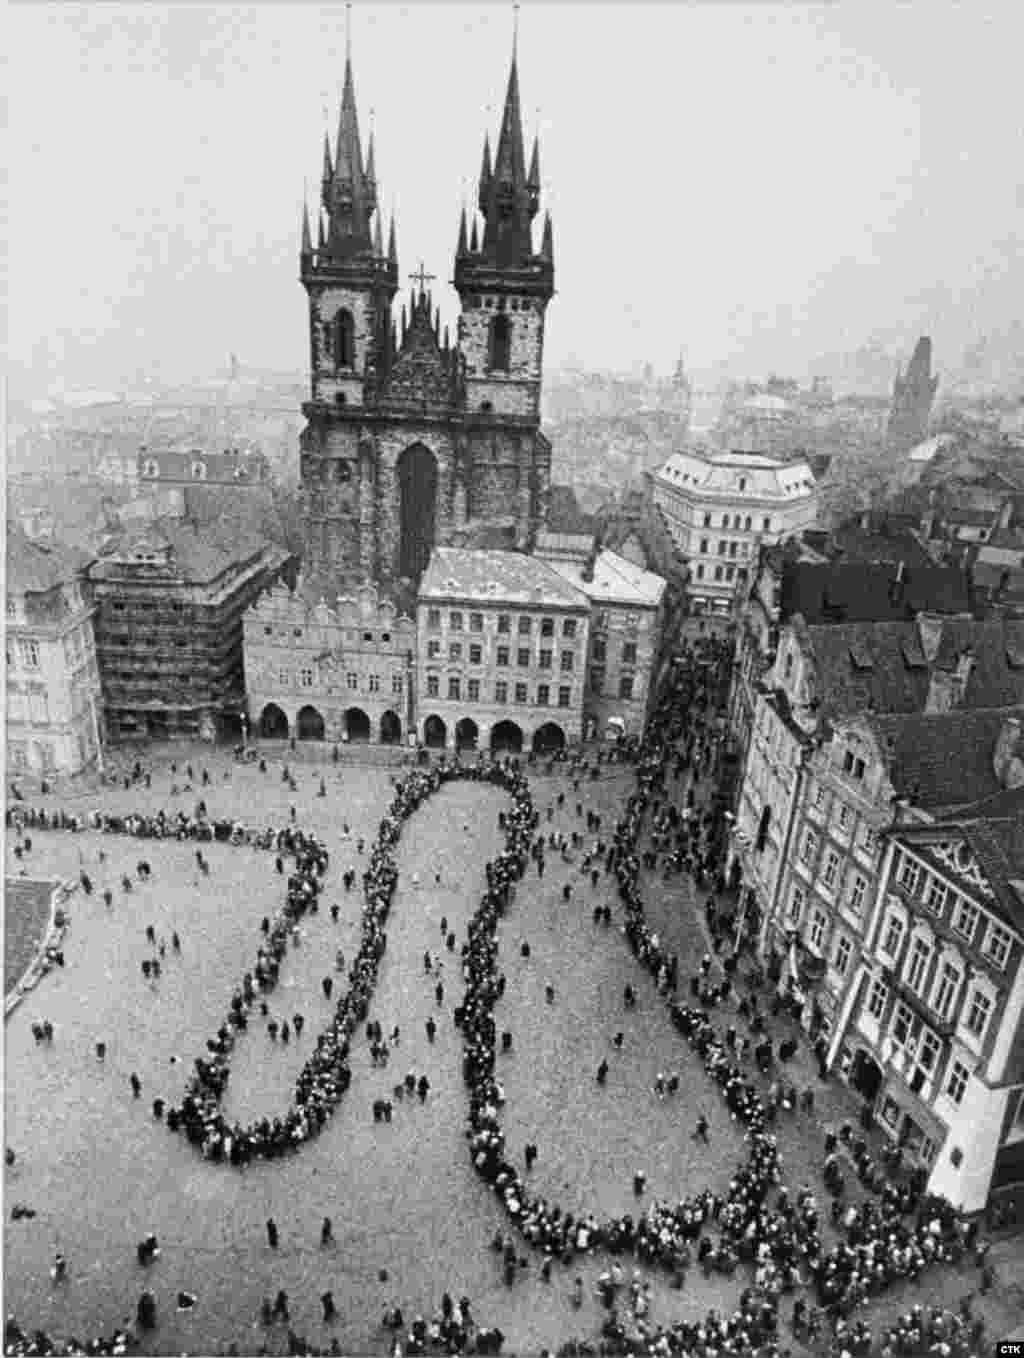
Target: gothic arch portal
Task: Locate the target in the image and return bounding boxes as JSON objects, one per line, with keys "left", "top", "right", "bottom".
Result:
{"left": 397, "top": 443, "right": 438, "bottom": 581}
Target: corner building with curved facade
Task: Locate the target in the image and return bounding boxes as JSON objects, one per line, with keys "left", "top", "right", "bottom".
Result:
{"left": 297, "top": 43, "right": 554, "bottom": 601}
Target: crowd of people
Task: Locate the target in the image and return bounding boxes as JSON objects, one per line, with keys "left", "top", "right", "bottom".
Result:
{"left": 2, "top": 633, "right": 1003, "bottom": 1356}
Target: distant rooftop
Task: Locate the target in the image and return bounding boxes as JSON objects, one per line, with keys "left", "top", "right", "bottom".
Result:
{"left": 654, "top": 448, "right": 817, "bottom": 500}
{"left": 5, "top": 520, "right": 91, "bottom": 595}
{"left": 418, "top": 548, "right": 590, "bottom": 610}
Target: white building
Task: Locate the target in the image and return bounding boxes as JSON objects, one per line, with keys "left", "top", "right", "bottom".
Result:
{"left": 5, "top": 518, "right": 104, "bottom": 777}
{"left": 545, "top": 548, "right": 667, "bottom": 739}
{"left": 651, "top": 448, "right": 820, "bottom": 617}
{"left": 416, "top": 548, "right": 591, "bottom": 754}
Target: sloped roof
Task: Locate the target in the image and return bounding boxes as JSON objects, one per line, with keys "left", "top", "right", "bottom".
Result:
{"left": 869, "top": 706, "right": 1024, "bottom": 814}
{"left": 90, "top": 515, "right": 275, "bottom": 585}
{"left": 780, "top": 562, "right": 969, "bottom": 624}
{"left": 896, "top": 815, "right": 1024, "bottom": 935}
{"left": 419, "top": 548, "right": 590, "bottom": 609}
{"left": 548, "top": 549, "right": 666, "bottom": 608}
{"left": 5, "top": 520, "right": 91, "bottom": 594}
{"left": 804, "top": 617, "right": 1024, "bottom": 720}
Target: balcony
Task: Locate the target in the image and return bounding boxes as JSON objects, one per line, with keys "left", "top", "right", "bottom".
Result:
{"left": 881, "top": 968, "right": 956, "bottom": 1040}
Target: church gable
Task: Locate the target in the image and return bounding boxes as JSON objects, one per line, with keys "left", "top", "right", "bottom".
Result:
{"left": 379, "top": 289, "right": 462, "bottom": 412}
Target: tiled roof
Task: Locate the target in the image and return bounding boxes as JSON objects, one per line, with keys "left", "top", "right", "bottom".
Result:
{"left": 418, "top": 548, "right": 590, "bottom": 609}
{"left": 868, "top": 706, "right": 1024, "bottom": 814}
{"left": 5, "top": 520, "right": 91, "bottom": 594}
{"left": 804, "top": 616, "right": 1024, "bottom": 720}
{"left": 780, "top": 562, "right": 969, "bottom": 624}
{"left": 549, "top": 549, "right": 667, "bottom": 607}
{"left": 829, "top": 525, "right": 934, "bottom": 570}
{"left": 90, "top": 515, "right": 276, "bottom": 585}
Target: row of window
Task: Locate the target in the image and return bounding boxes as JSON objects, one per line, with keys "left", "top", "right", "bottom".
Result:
{"left": 873, "top": 916, "right": 996, "bottom": 1041}
{"left": 589, "top": 670, "right": 636, "bottom": 700}
{"left": 425, "top": 609, "right": 578, "bottom": 639}
{"left": 7, "top": 639, "right": 41, "bottom": 670}
{"left": 424, "top": 676, "right": 573, "bottom": 707}
{"left": 701, "top": 511, "right": 773, "bottom": 533}
{"left": 591, "top": 639, "right": 638, "bottom": 665}
{"left": 698, "top": 538, "right": 752, "bottom": 559}
{"left": 893, "top": 849, "right": 1014, "bottom": 969}
{"left": 426, "top": 641, "right": 577, "bottom": 670}
{"left": 262, "top": 625, "right": 396, "bottom": 645}
{"left": 693, "top": 563, "right": 747, "bottom": 585}
{"left": 272, "top": 669, "right": 404, "bottom": 695}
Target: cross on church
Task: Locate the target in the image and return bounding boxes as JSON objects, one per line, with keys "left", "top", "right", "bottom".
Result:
{"left": 409, "top": 261, "right": 436, "bottom": 293}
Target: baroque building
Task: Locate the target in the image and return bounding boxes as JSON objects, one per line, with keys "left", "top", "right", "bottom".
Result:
{"left": 5, "top": 518, "right": 104, "bottom": 778}
{"left": 650, "top": 449, "right": 820, "bottom": 619}
{"left": 297, "top": 44, "right": 554, "bottom": 600}
{"left": 244, "top": 580, "right": 416, "bottom": 746}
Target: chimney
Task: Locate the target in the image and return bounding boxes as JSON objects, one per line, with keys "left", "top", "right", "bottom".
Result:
{"left": 952, "top": 648, "right": 975, "bottom": 702}
{"left": 916, "top": 611, "right": 944, "bottom": 664}
{"left": 993, "top": 716, "right": 1022, "bottom": 787}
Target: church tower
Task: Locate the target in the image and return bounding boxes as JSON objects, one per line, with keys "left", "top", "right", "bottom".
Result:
{"left": 453, "top": 45, "right": 554, "bottom": 543}
{"left": 298, "top": 46, "right": 398, "bottom": 584}
{"left": 888, "top": 335, "right": 938, "bottom": 449}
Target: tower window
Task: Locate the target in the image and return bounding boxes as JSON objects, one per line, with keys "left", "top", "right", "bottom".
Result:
{"left": 489, "top": 314, "right": 511, "bottom": 372}
{"left": 335, "top": 309, "right": 355, "bottom": 370}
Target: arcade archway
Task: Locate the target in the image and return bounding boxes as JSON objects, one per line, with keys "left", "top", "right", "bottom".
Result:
{"left": 297, "top": 706, "right": 325, "bottom": 741}
{"left": 259, "top": 704, "right": 289, "bottom": 740}
{"left": 344, "top": 707, "right": 371, "bottom": 743}
{"left": 490, "top": 720, "right": 523, "bottom": 754}
{"left": 455, "top": 717, "right": 479, "bottom": 751}
{"left": 532, "top": 721, "right": 566, "bottom": 754}
{"left": 379, "top": 710, "right": 402, "bottom": 745}
{"left": 423, "top": 715, "right": 447, "bottom": 749}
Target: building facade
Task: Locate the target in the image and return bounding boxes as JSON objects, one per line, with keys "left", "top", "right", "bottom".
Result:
{"left": 243, "top": 580, "right": 416, "bottom": 745}
{"left": 297, "top": 46, "right": 554, "bottom": 599}
{"left": 835, "top": 814, "right": 1024, "bottom": 1212}
{"left": 545, "top": 549, "right": 667, "bottom": 739}
{"left": 651, "top": 449, "right": 820, "bottom": 618}
{"left": 416, "top": 548, "right": 590, "bottom": 753}
{"left": 5, "top": 522, "right": 104, "bottom": 777}
{"left": 88, "top": 521, "right": 292, "bottom": 743}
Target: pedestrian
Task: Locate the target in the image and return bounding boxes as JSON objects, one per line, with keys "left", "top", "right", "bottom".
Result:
{"left": 545, "top": 983, "right": 555, "bottom": 1004}
{"left": 694, "top": 1114, "right": 709, "bottom": 1143}
{"left": 612, "top": 1031, "right": 624, "bottom": 1049}
{"left": 633, "top": 1169, "right": 646, "bottom": 1196}
{"left": 273, "top": 1289, "right": 289, "bottom": 1320}
{"left": 266, "top": 1218, "right": 279, "bottom": 1249}
{"left": 321, "top": 1216, "right": 334, "bottom": 1247}
{"left": 596, "top": 1058, "right": 609, "bottom": 1085}
{"left": 321, "top": 1290, "right": 336, "bottom": 1322}
{"left": 130, "top": 1072, "right": 141, "bottom": 1098}
{"left": 435, "top": 980, "right": 444, "bottom": 1006}
{"left": 426, "top": 1016, "right": 436, "bottom": 1043}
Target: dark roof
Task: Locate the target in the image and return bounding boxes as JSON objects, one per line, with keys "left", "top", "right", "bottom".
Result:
{"left": 5, "top": 520, "right": 91, "bottom": 594}
{"left": 804, "top": 616, "right": 1024, "bottom": 721}
{"left": 780, "top": 561, "right": 969, "bottom": 625}
{"left": 868, "top": 706, "right": 1024, "bottom": 815}
{"left": 830, "top": 523, "right": 933, "bottom": 569}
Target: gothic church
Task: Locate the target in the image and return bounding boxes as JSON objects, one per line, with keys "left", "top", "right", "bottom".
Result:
{"left": 298, "top": 41, "right": 555, "bottom": 601}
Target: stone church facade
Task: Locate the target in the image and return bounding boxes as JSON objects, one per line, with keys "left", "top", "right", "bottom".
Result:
{"left": 297, "top": 45, "right": 555, "bottom": 602}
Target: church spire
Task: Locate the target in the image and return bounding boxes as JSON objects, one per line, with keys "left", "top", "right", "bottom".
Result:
{"left": 388, "top": 213, "right": 398, "bottom": 270}
{"left": 540, "top": 209, "right": 553, "bottom": 264}
{"left": 324, "top": 43, "right": 374, "bottom": 258}
{"left": 527, "top": 135, "right": 540, "bottom": 193}
{"left": 373, "top": 205, "right": 384, "bottom": 256}
{"left": 301, "top": 199, "right": 312, "bottom": 257}
{"left": 492, "top": 52, "right": 527, "bottom": 195}
{"left": 456, "top": 204, "right": 468, "bottom": 258}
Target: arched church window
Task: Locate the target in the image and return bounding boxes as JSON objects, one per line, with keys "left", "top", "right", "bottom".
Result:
{"left": 489, "top": 314, "right": 511, "bottom": 372}
{"left": 335, "top": 309, "right": 355, "bottom": 370}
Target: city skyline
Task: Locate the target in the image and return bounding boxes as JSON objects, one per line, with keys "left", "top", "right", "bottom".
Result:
{"left": 8, "top": 2, "right": 1024, "bottom": 394}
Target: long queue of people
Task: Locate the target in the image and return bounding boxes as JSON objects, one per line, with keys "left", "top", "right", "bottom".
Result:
{"left": 6, "top": 803, "right": 282, "bottom": 851}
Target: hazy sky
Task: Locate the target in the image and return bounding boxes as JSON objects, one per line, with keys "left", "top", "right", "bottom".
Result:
{"left": 8, "top": 2, "right": 1024, "bottom": 390}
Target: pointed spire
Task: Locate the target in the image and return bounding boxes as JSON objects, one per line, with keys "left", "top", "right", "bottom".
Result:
{"left": 541, "top": 210, "right": 553, "bottom": 263}
{"left": 322, "top": 131, "right": 333, "bottom": 185}
{"left": 443, "top": 324, "right": 450, "bottom": 353}
{"left": 494, "top": 50, "right": 527, "bottom": 191}
{"left": 365, "top": 129, "right": 376, "bottom": 187}
{"left": 470, "top": 216, "right": 479, "bottom": 253}
{"left": 528, "top": 135, "right": 540, "bottom": 191}
{"left": 373, "top": 207, "right": 384, "bottom": 255}
{"left": 478, "top": 134, "right": 493, "bottom": 212}
{"left": 456, "top": 204, "right": 468, "bottom": 257}
{"left": 401, "top": 304, "right": 407, "bottom": 342}
{"left": 317, "top": 210, "right": 326, "bottom": 250}
{"left": 388, "top": 214, "right": 398, "bottom": 267}
{"left": 434, "top": 307, "right": 440, "bottom": 342}
{"left": 301, "top": 200, "right": 312, "bottom": 256}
